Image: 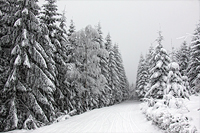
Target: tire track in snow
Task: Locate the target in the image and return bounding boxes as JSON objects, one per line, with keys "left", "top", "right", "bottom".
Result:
{"left": 81, "top": 109, "right": 108, "bottom": 132}
{"left": 107, "top": 112, "right": 118, "bottom": 132}
{"left": 69, "top": 109, "right": 106, "bottom": 132}
{"left": 94, "top": 108, "right": 111, "bottom": 132}
{"left": 129, "top": 110, "right": 142, "bottom": 132}
{"left": 119, "top": 111, "right": 133, "bottom": 132}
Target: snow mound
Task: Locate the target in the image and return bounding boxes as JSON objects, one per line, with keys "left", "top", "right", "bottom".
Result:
{"left": 160, "top": 48, "right": 167, "bottom": 54}
{"left": 169, "top": 62, "right": 179, "bottom": 71}
{"left": 141, "top": 95, "right": 199, "bottom": 132}
{"left": 156, "top": 60, "right": 163, "bottom": 68}
{"left": 151, "top": 72, "right": 161, "bottom": 79}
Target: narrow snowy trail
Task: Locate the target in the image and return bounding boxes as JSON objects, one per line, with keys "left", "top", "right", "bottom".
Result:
{"left": 14, "top": 101, "right": 161, "bottom": 133}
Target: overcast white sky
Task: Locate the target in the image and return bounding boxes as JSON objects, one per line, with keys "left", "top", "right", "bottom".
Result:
{"left": 39, "top": 0, "right": 199, "bottom": 84}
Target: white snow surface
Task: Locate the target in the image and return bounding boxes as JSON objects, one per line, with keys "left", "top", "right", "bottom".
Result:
{"left": 169, "top": 62, "right": 179, "bottom": 70}
{"left": 8, "top": 101, "right": 160, "bottom": 133}
{"left": 184, "top": 95, "right": 200, "bottom": 130}
{"left": 156, "top": 60, "right": 163, "bottom": 68}
{"left": 160, "top": 48, "right": 167, "bottom": 54}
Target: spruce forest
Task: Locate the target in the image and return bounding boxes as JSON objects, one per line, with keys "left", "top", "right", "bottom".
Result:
{"left": 0, "top": 0, "right": 129, "bottom": 131}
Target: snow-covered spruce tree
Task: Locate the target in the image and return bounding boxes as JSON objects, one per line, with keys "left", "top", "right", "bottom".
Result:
{"left": 170, "top": 46, "right": 179, "bottom": 63}
{"left": 68, "top": 19, "right": 75, "bottom": 37}
{"left": 66, "top": 20, "right": 76, "bottom": 64}
{"left": 187, "top": 23, "right": 200, "bottom": 93}
{"left": 135, "top": 54, "right": 148, "bottom": 99}
{"left": 61, "top": 20, "right": 78, "bottom": 113}
{"left": 105, "top": 33, "right": 112, "bottom": 51}
{"left": 175, "top": 41, "right": 191, "bottom": 94}
{"left": 146, "top": 45, "right": 154, "bottom": 76}
{"left": 68, "top": 19, "right": 76, "bottom": 44}
{"left": 65, "top": 19, "right": 76, "bottom": 64}
{"left": 2, "top": 0, "right": 58, "bottom": 131}
{"left": 108, "top": 45, "right": 121, "bottom": 103}
{"left": 40, "top": 0, "right": 68, "bottom": 112}
{"left": 103, "top": 33, "right": 113, "bottom": 105}
{"left": 40, "top": 0, "right": 60, "bottom": 79}
{"left": 0, "top": 0, "right": 18, "bottom": 131}
{"left": 53, "top": 9, "right": 72, "bottom": 112}
{"left": 95, "top": 22, "right": 110, "bottom": 107}
{"left": 96, "top": 22, "right": 104, "bottom": 48}
{"left": 112, "top": 44, "right": 123, "bottom": 103}
{"left": 40, "top": 0, "right": 61, "bottom": 35}
{"left": 144, "top": 45, "right": 154, "bottom": 92}
{"left": 100, "top": 33, "right": 110, "bottom": 105}
{"left": 113, "top": 44, "right": 129, "bottom": 101}
{"left": 176, "top": 41, "right": 190, "bottom": 76}
{"left": 38, "top": 22, "right": 65, "bottom": 115}
{"left": 145, "top": 31, "right": 170, "bottom": 99}
{"left": 56, "top": 9, "right": 68, "bottom": 65}
{"left": 105, "top": 33, "right": 118, "bottom": 104}
{"left": 0, "top": 0, "right": 14, "bottom": 88}
{"left": 164, "top": 62, "right": 190, "bottom": 99}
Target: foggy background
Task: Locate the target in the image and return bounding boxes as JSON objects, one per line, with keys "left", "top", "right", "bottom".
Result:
{"left": 39, "top": 0, "right": 199, "bottom": 85}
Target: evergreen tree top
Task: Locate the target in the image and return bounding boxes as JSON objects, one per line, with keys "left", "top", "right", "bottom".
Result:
{"left": 139, "top": 53, "right": 144, "bottom": 60}
{"left": 156, "top": 31, "right": 164, "bottom": 46}
{"left": 69, "top": 19, "right": 75, "bottom": 29}
{"left": 95, "top": 22, "right": 104, "bottom": 48}
{"left": 97, "top": 22, "right": 103, "bottom": 35}
{"left": 191, "top": 23, "right": 200, "bottom": 44}
{"left": 40, "top": 0, "right": 61, "bottom": 28}
{"left": 105, "top": 33, "right": 112, "bottom": 51}
{"left": 68, "top": 19, "right": 75, "bottom": 36}
{"left": 43, "top": 0, "right": 58, "bottom": 12}
{"left": 148, "top": 45, "right": 154, "bottom": 53}
{"left": 58, "top": 8, "right": 67, "bottom": 35}
{"left": 59, "top": 9, "right": 67, "bottom": 28}
{"left": 105, "top": 33, "right": 111, "bottom": 41}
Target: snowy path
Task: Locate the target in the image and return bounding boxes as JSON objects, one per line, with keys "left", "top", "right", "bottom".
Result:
{"left": 11, "top": 101, "right": 161, "bottom": 133}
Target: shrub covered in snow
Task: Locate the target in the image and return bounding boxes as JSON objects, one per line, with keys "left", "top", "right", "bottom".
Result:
{"left": 140, "top": 96, "right": 198, "bottom": 133}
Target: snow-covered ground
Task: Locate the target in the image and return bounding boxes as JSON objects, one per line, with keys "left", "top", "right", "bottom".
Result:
{"left": 8, "top": 101, "right": 160, "bottom": 133}
{"left": 184, "top": 95, "right": 200, "bottom": 131}
{"left": 7, "top": 95, "right": 199, "bottom": 133}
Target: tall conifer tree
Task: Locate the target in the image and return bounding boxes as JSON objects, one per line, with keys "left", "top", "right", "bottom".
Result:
{"left": 136, "top": 54, "right": 148, "bottom": 98}
{"left": 187, "top": 24, "right": 200, "bottom": 93}
{"left": 145, "top": 31, "right": 170, "bottom": 99}
{"left": 40, "top": 0, "right": 67, "bottom": 110}
{"left": 177, "top": 41, "right": 190, "bottom": 76}
{"left": 2, "top": 0, "right": 57, "bottom": 131}
{"left": 113, "top": 44, "right": 129, "bottom": 101}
